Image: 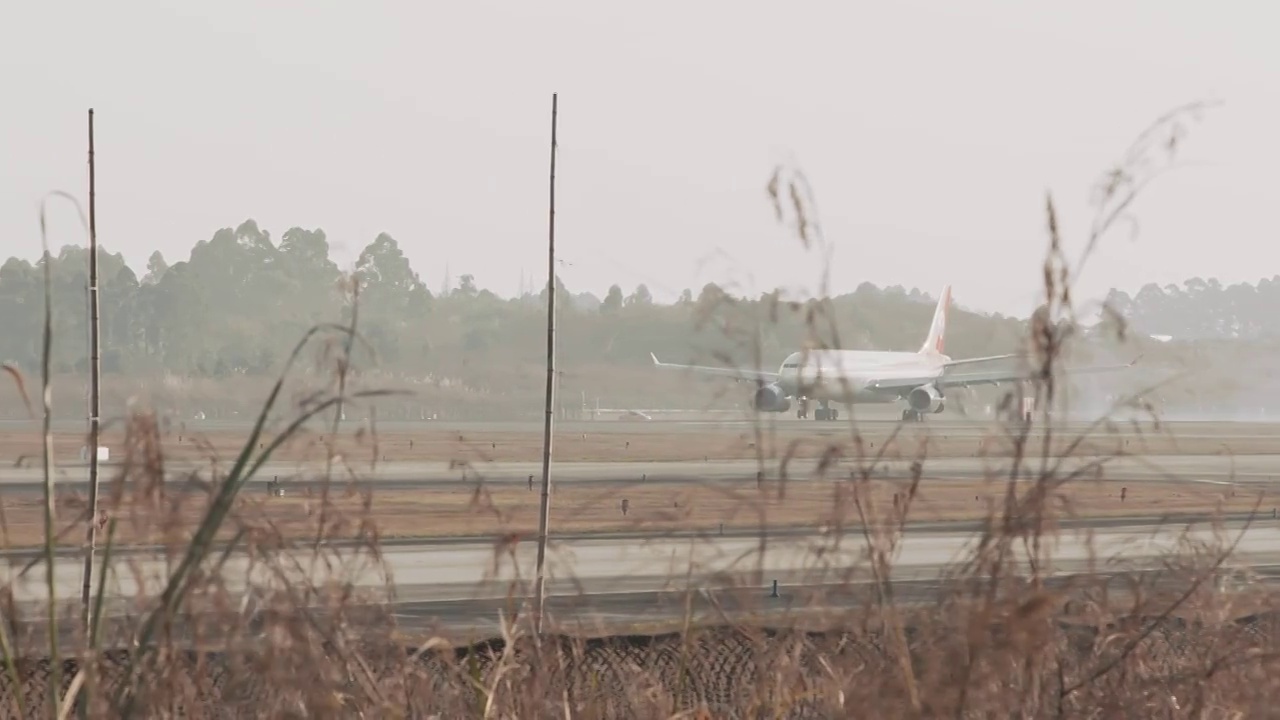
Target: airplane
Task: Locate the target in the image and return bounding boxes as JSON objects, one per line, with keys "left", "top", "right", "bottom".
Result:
{"left": 650, "top": 285, "right": 1139, "bottom": 422}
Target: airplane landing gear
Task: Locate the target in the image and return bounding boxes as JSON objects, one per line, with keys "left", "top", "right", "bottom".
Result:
{"left": 797, "top": 398, "right": 809, "bottom": 419}
{"left": 901, "top": 408, "right": 925, "bottom": 423}
{"left": 814, "top": 402, "right": 839, "bottom": 422}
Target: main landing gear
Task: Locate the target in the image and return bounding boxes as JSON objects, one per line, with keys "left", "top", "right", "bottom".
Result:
{"left": 797, "top": 399, "right": 839, "bottom": 421}
{"left": 901, "top": 409, "right": 925, "bottom": 423}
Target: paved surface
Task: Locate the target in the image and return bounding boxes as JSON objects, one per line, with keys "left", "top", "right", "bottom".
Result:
{"left": 9, "top": 416, "right": 1280, "bottom": 437}
{"left": 7, "top": 521, "right": 1277, "bottom": 631}
{"left": 8, "top": 452, "right": 1280, "bottom": 494}
{"left": 292, "top": 418, "right": 1280, "bottom": 437}
{"left": 386, "top": 563, "right": 1280, "bottom": 636}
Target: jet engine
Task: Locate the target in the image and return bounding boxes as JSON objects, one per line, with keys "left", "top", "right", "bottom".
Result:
{"left": 907, "top": 384, "right": 945, "bottom": 414}
{"left": 751, "top": 384, "right": 792, "bottom": 413}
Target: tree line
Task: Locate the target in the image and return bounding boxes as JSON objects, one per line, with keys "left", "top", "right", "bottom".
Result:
{"left": 2, "top": 219, "right": 1275, "bottom": 420}
{"left": 1105, "top": 278, "right": 1280, "bottom": 340}
{"left": 0, "top": 219, "right": 1035, "bottom": 380}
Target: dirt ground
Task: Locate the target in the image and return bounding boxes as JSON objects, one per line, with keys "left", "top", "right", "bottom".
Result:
{"left": 0, "top": 423, "right": 1275, "bottom": 468}
{"left": 10, "top": 477, "right": 1268, "bottom": 551}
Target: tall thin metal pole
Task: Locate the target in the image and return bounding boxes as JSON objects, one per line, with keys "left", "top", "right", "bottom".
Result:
{"left": 80, "top": 108, "right": 103, "bottom": 623}
{"left": 532, "top": 93, "right": 558, "bottom": 635}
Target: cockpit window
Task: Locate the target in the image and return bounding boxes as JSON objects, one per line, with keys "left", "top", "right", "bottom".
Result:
{"left": 782, "top": 363, "right": 800, "bottom": 369}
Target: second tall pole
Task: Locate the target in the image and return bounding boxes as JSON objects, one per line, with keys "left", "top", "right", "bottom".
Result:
{"left": 80, "top": 108, "right": 103, "bottom": 623}
{"left": 532, "top": 93, "right": 558, "bottom": 635}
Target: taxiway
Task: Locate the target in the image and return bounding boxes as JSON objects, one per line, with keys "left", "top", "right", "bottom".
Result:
{"left": 4, "top": 520, "right": 1276, "bottom": 632}
{"left": 3, "top": 453, "right": 1277, "bottom": 495}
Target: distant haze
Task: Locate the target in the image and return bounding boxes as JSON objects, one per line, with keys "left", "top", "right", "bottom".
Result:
{"left": 2, "top": 1, "right": 1275, "bottom": 317}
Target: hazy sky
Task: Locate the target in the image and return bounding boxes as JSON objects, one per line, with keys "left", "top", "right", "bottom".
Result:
{"left": 3, "top": 1, "right": 1276, "bottom": 317}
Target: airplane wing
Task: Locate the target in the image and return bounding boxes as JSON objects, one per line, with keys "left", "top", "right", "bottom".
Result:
{"left": 867, "top": 355, "right": 1141, "bottom": 394}
{"left": 942, "top": 353, "right": 1022, "bottom": 369}
{"left": 649, "top": 352, "right": 780, "bottom": 384}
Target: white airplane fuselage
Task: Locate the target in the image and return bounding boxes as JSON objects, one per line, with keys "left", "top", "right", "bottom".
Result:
{"left": 775, "top": 349, "right": 951, "bottom": 405}
{"left": 649, "top": 284, "right": 1124, "bottom": 422}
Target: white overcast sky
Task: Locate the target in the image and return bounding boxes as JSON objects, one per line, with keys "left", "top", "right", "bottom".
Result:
{"left": 2, "top": 1, "right": 1276, "bottom": 316}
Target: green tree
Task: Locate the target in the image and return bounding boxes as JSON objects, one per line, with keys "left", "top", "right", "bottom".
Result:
{"left": 455, "top": 274, "right": 479, "bottom": 298}
{"left": 354, "top": 233, "right": 432, "bottom": 364}
{"left": 143, "top": 251, "right": 168, "bottom": 285}
{"left": 601, "top": 284, "right": 623, "bottom": 315}
{"left": 0, "top": 258, "right": 38, "bottom": 367}
{"left": 626, "top": 284, "right": 653, "bottom": 308}
{"left": 278, "top": 226, "right": 341, "bottom": 325}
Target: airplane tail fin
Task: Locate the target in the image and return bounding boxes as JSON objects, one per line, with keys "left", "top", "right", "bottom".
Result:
{"left": 919, "top": 285, "right": 952, "bottom": 355}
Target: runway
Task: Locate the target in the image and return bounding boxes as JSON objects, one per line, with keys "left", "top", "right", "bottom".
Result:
{"left": 382, "top": 563, "right": 1280, "bottom": 636}
{"left": 7, "top": 453, "right": 1280, "bottom": 495}
{"left": 183, "top": 419, "right": 1280, "bottom": 440}
{"left": 6, "top": 521, "right": 1277, "bottom": 633}
{"left": 86, "top": 417, "right": 1280, "bottom": 434}
{"left": 9, "top": 416, "right": 1280, "bottom": 438}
